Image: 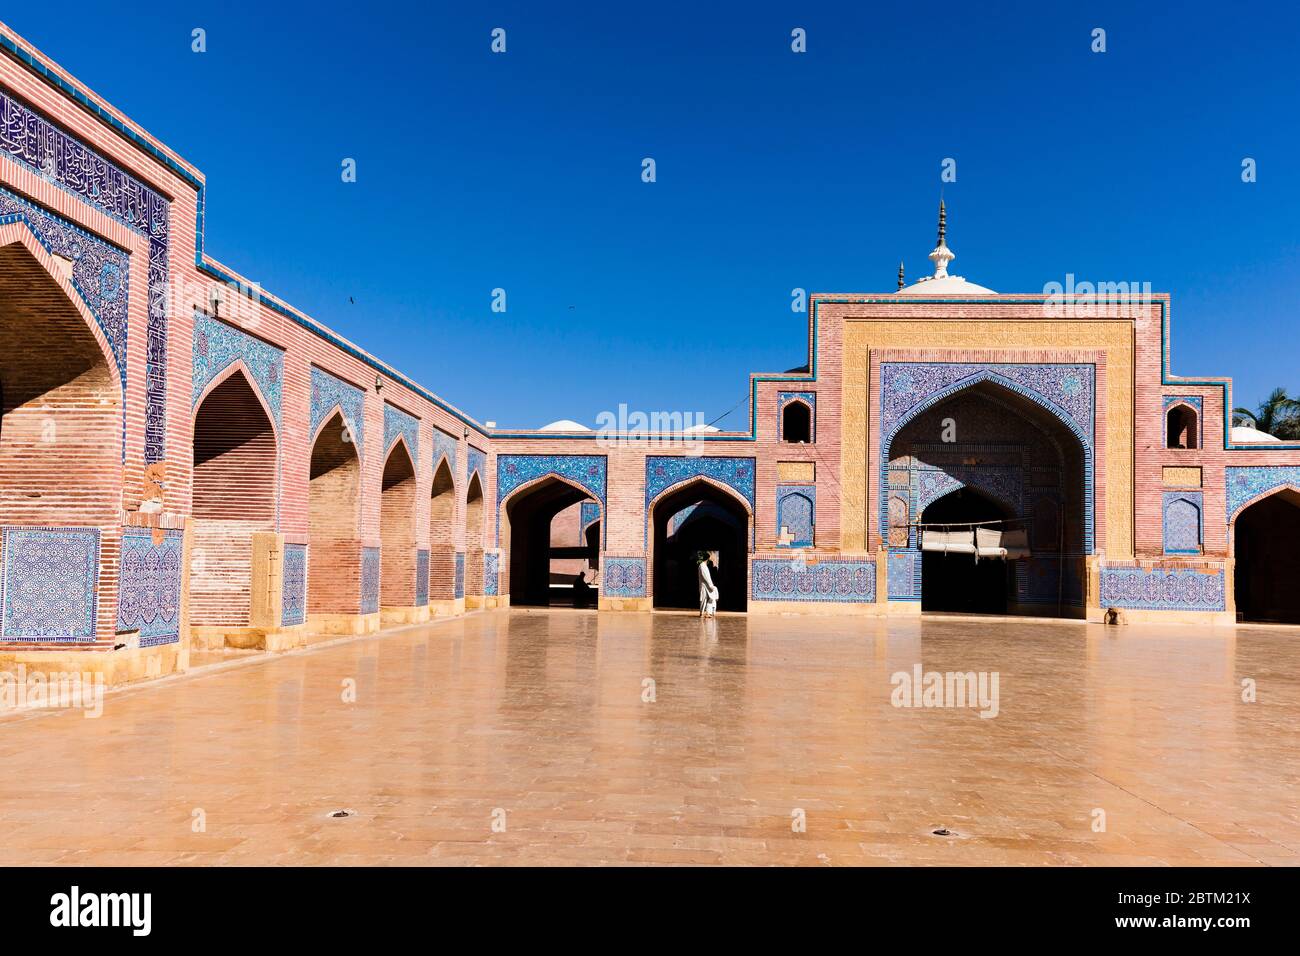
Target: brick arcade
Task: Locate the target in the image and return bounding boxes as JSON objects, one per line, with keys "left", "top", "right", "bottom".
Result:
{"left": 3, "top": 21, "right": 1300, "bottom": 687}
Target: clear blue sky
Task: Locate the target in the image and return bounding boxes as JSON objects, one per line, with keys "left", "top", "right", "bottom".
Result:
{"left": 9, "top": 1, "right": 1298, "bottom": 427}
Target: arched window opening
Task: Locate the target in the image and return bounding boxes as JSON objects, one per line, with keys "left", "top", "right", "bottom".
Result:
{"left": 782, "top": 401, "right": 812, "bottom": 444}
{"left": 1166, "top": 404, "right": 1198, "bottom": 449}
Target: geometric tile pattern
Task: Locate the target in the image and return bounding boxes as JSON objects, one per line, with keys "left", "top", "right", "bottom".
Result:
{"left": 467, "top": 446, "right": 488, "bottom": 484}
{"left": 310, "top": 367, "right": 365, "bottom": 454}
{"left": 645, "top": 456, "right": 755, "bottom": 510}
{"left": 1099, "top": 567, "right": 1226, "bottom": 612}
{"left": 887, "top": 549, "right": 921, "bottom": 601}
{"left": 192, "top": 312, "right": 284, "bottom": 424}
{"left": 0, "top": 187, "right": 130, "bottom": 402}
{"left": 1162, "top": 492, "right": 1203, "bottom": 554}
{"left": 776, "top": 484, "right": 815, "bottom": 548}
{"left": 383, "top": 403, "right": 420, "bottom": 459}
{"left": 879, "top": 363, "right": 1096, "bottom": 555}
{"left": 0, "top": 87, "right": 171, "bottom": 463}
{"left": 432, "top": 428, "right": 458, "bottom": 477}
{"left": 1225, "top": 466, "right": 1300, "bottom": 521}
{"left": 580, "top": 501, "right": 601, "bottom": 538}
{"left": 602, "top": 557, "right": 647, "bottom": 598}
{"left": 496, "top": 454, "right": 606, "bottom": 507}
{"left": 752, "top": 557, "right": 874, "bottom": 603}
{"left": 117, "top": 528, "right": 183, "bottom": 646}
{"left": 915, "top": 465, "right": 1022, "bottom": 516}
{"left": 360, "top": 547, "right": 380, "bottom": 615}
{"left": 881, "top": 363, "right": 1094, "bottom": 442}
{"left": 453, "top": 552, "right": 465, "bottom": 599}
{"left": 281, "top": 543, "right": 307, "bottom": 626}
{"left": 484, "top": 553, "right": 499, "bottom": 597}
{"left": 777, "top": 391, "right": 815, "bottom": 442}
{"left": 415, "top": 549, "right": 429, "bottom": 606}
{"left": 1, "top": 527, "right": 100, "bottom": 642}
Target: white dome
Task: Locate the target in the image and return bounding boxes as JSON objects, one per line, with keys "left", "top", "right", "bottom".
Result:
{"left": 898, "top": 275, "right": 996, "bottom": 296}
{"left": 1231, "top": 425, "right": 1282, "bottom": 444}
{"left": 683, "top": 423, "right": 720, "bottom": 433}
{"left": 539, "top": 419, "right": 590, "bottom": 431}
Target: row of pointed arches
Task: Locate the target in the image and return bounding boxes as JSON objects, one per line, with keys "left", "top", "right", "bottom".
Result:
{"left": 187, "top": 371, "right": 487, "bottom": 633}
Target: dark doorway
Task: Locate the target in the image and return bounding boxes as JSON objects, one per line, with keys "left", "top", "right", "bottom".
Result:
{"left": 1234, "top": 490, "right": 1300, "bottom": 623}
{"left": 920, "top": 487, "right": 1010, "bottom": 614}
{"left": 652, "top": 482, "right": 749, "bottom": 612}
{"left": 505, "top": 477, "right": 593, "bottom": 607}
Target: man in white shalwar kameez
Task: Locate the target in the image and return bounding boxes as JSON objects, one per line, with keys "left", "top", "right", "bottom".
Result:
{"left": 696, "top": 552, "right": 719, "bottom": 617}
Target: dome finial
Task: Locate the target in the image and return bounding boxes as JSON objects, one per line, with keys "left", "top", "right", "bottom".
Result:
{"left": 928, "top": 199, "right": 955, "bottom": 279}
{"left": 897, "top": 260, "right": 905, "bottom": 291}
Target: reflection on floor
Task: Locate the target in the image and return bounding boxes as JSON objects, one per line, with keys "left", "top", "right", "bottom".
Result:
{"left": 1, "top": 609, "right": 1297, "bottom": 866}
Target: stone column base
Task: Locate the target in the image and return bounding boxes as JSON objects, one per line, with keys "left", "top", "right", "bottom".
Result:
{"left": 0, "top": 642, "right": 184, "bottom": 692}
{"left": 428, "top": 598, "right": 465, "bottom": 617}
{"left": 380, "top": 605, "right": 432, "bottom": 627}
{"left": 884, "top": 600, "right": 923, "bottom": 616}
{"left": 307, "top": 612, "right": 383, "bottom": 636}
{"left": 191, "top": 624, "right": 309, "bottom": 652}
{"left": 599, "top": 596, "right": 652, "bottom": 611}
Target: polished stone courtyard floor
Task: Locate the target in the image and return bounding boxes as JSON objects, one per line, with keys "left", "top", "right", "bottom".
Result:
{"left": 2, "top": 609, "right": 1298, "bottom": 866}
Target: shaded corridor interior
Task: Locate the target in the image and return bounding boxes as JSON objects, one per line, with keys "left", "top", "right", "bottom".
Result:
{"left": 652, "top": 482, "right": 748, "bottom": 612}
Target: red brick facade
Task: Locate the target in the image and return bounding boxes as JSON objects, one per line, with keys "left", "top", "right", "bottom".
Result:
{"left": 3, "top": 20, "right": 1300, "bottom": 671}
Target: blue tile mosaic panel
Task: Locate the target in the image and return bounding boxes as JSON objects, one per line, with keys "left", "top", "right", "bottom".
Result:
{"left": 1226, "top": 466, "right": 1300, "bottom": 521}
{"left": 484, "top": 553, "right": 499, "bottom": 597}
{"left": 192, "top": 312, "right": 284, "bottom": 423}
{"left": 116, "top": 528, "right": 183, "bottom": 646}
{"left": 776, "top": 485, "right": 815, "bottom": 548}
{"left": 310, "top": 367, "right": 365, "bottom": 454}
{"left": 433, "top": 428, "right": 458, "bottom": 476}
{"left": 645, "top": 456, "right": 755, "bottom": 509}
{"left": 496, "top": 455, "right": 606, "bottom": 506}
{"left": 603, "top": 557, "right": 647, "bottom": 598}
{"left": 752, "top": 557, "right": 874, "bottom": 603}
{"left": 1162, "top": 492, "right": 1203, "bottom": 554}
{"left": 360, "top": 547, "right": 380, "bottom": 614}
{"left": 281, "top": 543, "right": 307, "bottom": 626}
{"left": 1, "top": 527, "right": 100, "bottom": 642}
{"left": 0, "top": 87, "right": 171, "bottom": 462}
{"left": 0, "top": 188, "right": 129, "bottom": 395}
{"left": 580, "top": 501, "right": 601, "bottom": 537}
{"left": 887, "top": 550, "right": 921, "bottom": 601}
{"left": 881, "top": 363, "right": 1094, "bottom": 443}
{"left": 467, "top": 446, "right": 488, "bottom": 484}
{"left": 1099, "top": 567, "right": 1225, "bottom": 612}
{"left": 415, "top": 549, "right": 429, "bottom": 606}
{"left": 383, "top": 403, "right": 420, "bottom": 459}
{"left": 879, "top": 363, "right": 1095, "bottom": 554}
{"left": 454, "top": 552, "right": 465, "bottom": 599}
{"left": 915, "top": 465, "right": 1022, "bottom": 516}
